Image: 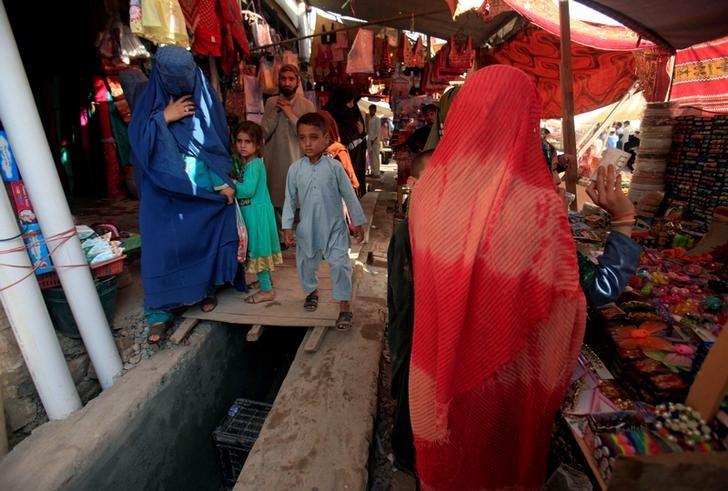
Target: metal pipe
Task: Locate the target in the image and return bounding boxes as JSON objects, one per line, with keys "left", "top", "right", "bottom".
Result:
{"left": 0, "top": 0, "right": 122, "bottom": 389}
{"left": 249, "top": 8, "right": 450, "bottom": 52}
{"left": 0, "top": 185, "right": 82, "bottom": 420}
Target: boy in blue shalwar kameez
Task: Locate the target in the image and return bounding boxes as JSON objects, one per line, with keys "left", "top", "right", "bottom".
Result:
{"left": 282, "top": 113, "right": 366, "bottom": 330}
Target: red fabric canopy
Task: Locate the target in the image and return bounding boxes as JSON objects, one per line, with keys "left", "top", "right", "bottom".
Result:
{"left": 446, "top": 0, "right": 652, "bottom": 50}
{"left": 489, "top": 25, "right": 636, "bottom": 118}
{"left": 670, "top": 36, "right": 728, "bottom": 113}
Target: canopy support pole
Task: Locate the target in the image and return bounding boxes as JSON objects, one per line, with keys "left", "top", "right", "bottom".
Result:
{"left": 0, "top": 0, "right": 122, "bottom": 390}
{"left": 559, "top": 0, "right": 578, "bottom": 210}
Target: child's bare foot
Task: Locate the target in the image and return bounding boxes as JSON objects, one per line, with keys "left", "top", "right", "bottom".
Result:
{"left": 245, "top": 290, "right": 276, "bottom": 304}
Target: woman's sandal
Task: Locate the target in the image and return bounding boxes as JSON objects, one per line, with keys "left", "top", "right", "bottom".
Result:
{"left": 336, "top": 312, "right": 353, "bottom": 331}
{"left": 304, "top": 292, "right": 319, "bottom": 312}
{"left": 201, "top": 295, "right": 218, "bottom": 313}
{"left": 245, "top": 291, "right": 275, "bottom": 304}
{"left": 147, "top": 322, "right": 167, "bottom": 344}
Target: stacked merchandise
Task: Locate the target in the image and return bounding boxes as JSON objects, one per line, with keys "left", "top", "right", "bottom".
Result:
{"left": 0, "top": 131, "right": 53, "bottom": 275}
{"left": 665, "top": 115, "right": 728, "bottom": 231}
{"left": 628, "top": 103, "right": 677, "bottom": 206}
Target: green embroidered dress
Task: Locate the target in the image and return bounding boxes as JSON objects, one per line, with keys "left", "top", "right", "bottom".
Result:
{"left": 233, "top": 156, "right": 283, "bottom": 273}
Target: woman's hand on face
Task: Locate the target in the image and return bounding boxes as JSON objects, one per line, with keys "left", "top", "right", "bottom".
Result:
{"left": 586, "top": 165, "right": 635, "bottom": 218}
{"left": 163, "top": 95, "right": 195, "bottom": 124}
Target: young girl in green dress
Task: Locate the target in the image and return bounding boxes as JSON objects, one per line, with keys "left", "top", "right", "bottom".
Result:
{"left": 234, "top": 122, "right": 283, "bottom": 303}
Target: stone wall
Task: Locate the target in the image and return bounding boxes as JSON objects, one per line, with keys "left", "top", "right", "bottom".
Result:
{"left": 0, "top": 307, "right": 101, "bottom": 449}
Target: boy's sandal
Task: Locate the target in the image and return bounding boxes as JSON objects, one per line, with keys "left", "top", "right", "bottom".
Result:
{"left": 336, "top": 312, "right": 353, "bottom": 331}
{"left": 148, "top": 322, "right": 167, "bottom": 344}
{"left": 201, "top": 295, "right": 218, "bottom": 313}
{"left": 304, "top": 292, "right": 319, "bottom": 312}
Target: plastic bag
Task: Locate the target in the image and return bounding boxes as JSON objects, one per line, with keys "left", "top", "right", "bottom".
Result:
{"left": 235, "top": 205, "right": 248, "bottom": 263}
{"left": 258, "top": 58, "right": 277, "bottom": 95}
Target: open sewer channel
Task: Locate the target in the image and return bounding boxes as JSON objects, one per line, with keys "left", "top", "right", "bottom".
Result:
{"left": 169, "top": 324, "right": 306, "bottom": 491}
{"left": 0, "top": 323, "right": 305, "bottom": 491}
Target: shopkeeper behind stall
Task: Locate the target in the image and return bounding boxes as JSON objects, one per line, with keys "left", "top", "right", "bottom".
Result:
{"left": 129, "top": 46, "right": 238, "bottom": 342}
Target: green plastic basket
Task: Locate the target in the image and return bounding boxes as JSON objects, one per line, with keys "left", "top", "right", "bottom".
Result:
{"left": 43, "top": 276, "right": 119, "bottom": 339}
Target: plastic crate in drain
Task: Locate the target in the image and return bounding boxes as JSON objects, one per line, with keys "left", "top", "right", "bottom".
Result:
{"left": 213, "top": 398, "right": 272, "bottom": 488}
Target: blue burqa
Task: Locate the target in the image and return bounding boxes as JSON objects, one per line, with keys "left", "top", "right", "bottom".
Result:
{"left": 129, "top": 46, "right": 237, "bottom": 310}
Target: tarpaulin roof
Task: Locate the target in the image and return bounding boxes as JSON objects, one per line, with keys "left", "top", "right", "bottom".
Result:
{"left": 576, "top": 1, "right": 728, "bottom": 51}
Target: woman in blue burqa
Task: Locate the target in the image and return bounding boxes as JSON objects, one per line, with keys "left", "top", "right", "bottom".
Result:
{"left": 129, "top": 46, "right": 238, "bottom": 343}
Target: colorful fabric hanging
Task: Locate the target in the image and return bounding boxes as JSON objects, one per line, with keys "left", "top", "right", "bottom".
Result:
{"left": 670, "top": 36, "right": 728, "bottom": 112}
{"left": 132, "top": 0, "right": 189, "bottom": 48}
{"left": 490, "top": 25, "right": 636, "bottom": 118}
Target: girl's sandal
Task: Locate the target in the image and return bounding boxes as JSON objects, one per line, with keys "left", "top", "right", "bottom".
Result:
{"left": 148, "top": 322, "right": 167, "bottom": 344}
{"left": 201, "top": 295, "right": 218, "bottom": 313}
{"left": 304, "top": 292, "right": 319, "bottom": 312}
{"left": 245, "top": 292, "right": 275, "bottom": 304}
{"left": 336, "top": 312, "right": 353, "bottom": 331}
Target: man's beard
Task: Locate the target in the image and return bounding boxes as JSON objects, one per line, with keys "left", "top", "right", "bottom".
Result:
{"left": 279, "top": 84, "right": 298, "bottom": 97}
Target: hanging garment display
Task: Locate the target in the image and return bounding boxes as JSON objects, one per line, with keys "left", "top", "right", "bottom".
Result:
{"left": 412, "top": 37, "right": 426, "bottom": 68}
{"left": 219, "top": 0, "right": 250, "bottom": 59}
{"left": 347, "top": 29, "right": 375, "bottom": 74}
{"left": 447, "top": 35, "right": 474, "bottom": 70}
{"left": 225, "top": 65, "right": 246, "bottom": 120}
{"left": 132, "top": 0, "right": 189, "bottom": 48}
{"left": 400, "top": 33, "right": 414, "bottom": 67}
{"left": 390, "top": 66, "right": 411, "bottom": 100}
{"left": 243, "top": 75, "right": 264, "bottom": 123}
{"left": 282, "top": 50, "right": 299, "bottom": 67}
{"left": 378, "top": 36, "right": 393, "bottom": 74}
{"left": 180, "top": 0, "right": 221, "bottom": 56}
{"left": 117, "top": 21, "right": 150, "bottom": 63}
{"left": 258, "top": 57, "right": 277, "bottom": 95}
{"left": 315, "top": 44, "right": 335, "bottom": 81}
{"left": 335, "top": 30, "right": 349, "bottom": 49}
{"left": 243, "top": 10, "right": 272, "bottom": 48}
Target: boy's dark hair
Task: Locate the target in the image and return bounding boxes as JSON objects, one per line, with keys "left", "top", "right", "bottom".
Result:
{"left": 411, "top": 149, "right": 434, "bottom": 178}
{"left": 422, "top": 104, "right": 437, "bottom": 113}
{"left": 236, "top": 121, "right": 264, "bottom": 156}
{"left": 369, "top": 104, "right": 376, "bottom": 110}
{"left": 296, "top": 112, "right": 329, "bottom": 134}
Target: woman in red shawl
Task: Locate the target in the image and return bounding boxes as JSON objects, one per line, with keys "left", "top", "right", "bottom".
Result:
{"left": 408, "top": 66, "right": 587, "bottom": 489}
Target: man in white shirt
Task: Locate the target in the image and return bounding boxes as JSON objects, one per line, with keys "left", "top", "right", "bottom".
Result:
{"left": 621, "top": 120, "right": 633, "bottom": 147}
{"left": 367, "top": 104, "right": 382, "bottom": 177}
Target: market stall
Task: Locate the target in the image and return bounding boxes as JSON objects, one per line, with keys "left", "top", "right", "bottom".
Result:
{"left": 559, "top": 102, "right": 728, "bottom": 488}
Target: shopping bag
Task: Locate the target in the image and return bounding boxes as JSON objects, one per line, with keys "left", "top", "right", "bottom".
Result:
{"left": 234, "top": 205, "right": 248, "bottom": 263}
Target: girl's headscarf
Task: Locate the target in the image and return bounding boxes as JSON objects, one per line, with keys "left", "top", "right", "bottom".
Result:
{"left": 129, "top": 45, "right": 233, "bottom": 195}
{"left": 408, "top": 65, "right": 586, "bottom": 489}
{"left": 319, "top": 110, "right": 359, "bottom": 190}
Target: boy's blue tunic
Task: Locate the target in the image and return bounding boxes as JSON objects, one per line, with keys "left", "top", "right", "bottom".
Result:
{"left": 282, "top": 155, "right": 365, "bottom": 300}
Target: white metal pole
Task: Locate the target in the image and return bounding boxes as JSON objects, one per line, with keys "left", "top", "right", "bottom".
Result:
{"left": 0, "top": 185, "right": 81, "bottom": 419}
{"left": 0, "top": 1, "right": 122, "bottom": 389}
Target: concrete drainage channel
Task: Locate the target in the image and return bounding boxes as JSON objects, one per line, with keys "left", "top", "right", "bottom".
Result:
{"left": 0, "top": 322, "right": 305, "bottom": 491}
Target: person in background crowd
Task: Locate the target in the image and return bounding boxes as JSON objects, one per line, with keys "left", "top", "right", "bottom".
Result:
{"left": 621, "top": 120, "right": 633, "bottom": 148}
{"left": 404, "top": 104, "right": 437, "bottom": 154}
{"left": 607, "top": 128, "right": 619, "bottom": 149}
{"left": 261, "top": 64, "right": 316, "bottom": 243}
{"left": 324, "top": 87, "right": 368, "bottom": 197}
{"left": 387, "top": 149, "right": 433, "bottom": 477}
{"left": 319, "top": 110, "right": 360, "bottom": 194}
{"left": 615, "top": 121, "right": 624, "bottom": 149}
{"left": 367, "top": 104, "right": 382, "bottom": 177}
{"left": 232, "top": 121, "right": 283, "bottom": 305}
{"left": 380, "top": 117, "right": 392, "bottom": 147}
{"left": 624, "top": 129, "right": 641, "bottom": 171}
{"left": 128, "top": 46, "right": 238, "bottom": 343}
{"left": 283, "top": 113, "right": 366, "bottom": 331}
